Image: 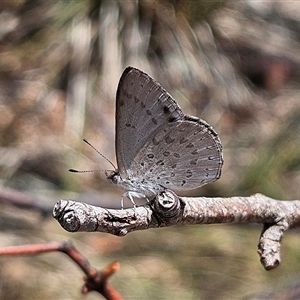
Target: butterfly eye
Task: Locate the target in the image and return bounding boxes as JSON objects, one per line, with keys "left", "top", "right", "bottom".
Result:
{"left": 105, "top": 170, "right": 119, "bottom": 183}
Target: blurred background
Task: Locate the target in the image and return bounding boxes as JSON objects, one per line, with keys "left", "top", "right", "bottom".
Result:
{"left": 0, "top": 0, "right": 300, "bottom": 299}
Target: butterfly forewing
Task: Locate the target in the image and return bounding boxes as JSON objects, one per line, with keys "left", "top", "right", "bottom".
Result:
{"left": 116, "top": 67, "right": 184, "bottom": 177}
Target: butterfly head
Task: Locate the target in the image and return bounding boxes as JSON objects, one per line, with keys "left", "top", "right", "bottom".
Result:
{"left": 105, "top": 169, "right": 120, "bottom": 185}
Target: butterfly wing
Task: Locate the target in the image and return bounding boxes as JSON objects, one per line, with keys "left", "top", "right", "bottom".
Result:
{"left": 130, "top": 116, "right": 223, "bottom": 191}
{"left": 116, "top": 67, "right": 184, "bottom": 177}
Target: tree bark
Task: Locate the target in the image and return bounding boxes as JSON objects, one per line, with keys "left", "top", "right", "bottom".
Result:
{"left": 53, "top": 190, "right": 300, "bottom": 271}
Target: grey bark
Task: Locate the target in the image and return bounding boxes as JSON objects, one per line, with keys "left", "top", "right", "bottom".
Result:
{"left": 53, "top": 190, "right": 300, "bottom": 271}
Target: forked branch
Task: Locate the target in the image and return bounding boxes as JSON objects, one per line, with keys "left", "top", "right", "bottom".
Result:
{"left": 53, "top": 191, "right": 300, "bottom": 271}
{"left": 0, "top": 242, "right": 122, "bottom": 300}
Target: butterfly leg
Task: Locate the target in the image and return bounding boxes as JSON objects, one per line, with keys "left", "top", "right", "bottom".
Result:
{"left": 121, "top": 195, "right": 125, "bottom": 210}
{"left": 122, "top": 191, "right": 137, "bottom": 209}
{"left": 122, "top": 191, "right": 148, "bottom": 209}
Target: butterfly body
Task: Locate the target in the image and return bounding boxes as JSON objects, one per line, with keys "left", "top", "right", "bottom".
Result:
{"left": 106, "top": 169, "right": 162, "bottom": 198}
{"left": 106, "top": 67, "right": 223, "bottom": 204}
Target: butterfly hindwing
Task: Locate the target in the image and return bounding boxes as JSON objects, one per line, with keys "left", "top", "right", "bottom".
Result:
{"left": 130, "top": 117, "right": 223, "bottom": 191}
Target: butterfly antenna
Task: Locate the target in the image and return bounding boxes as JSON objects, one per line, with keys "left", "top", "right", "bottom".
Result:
{"left": 68, "top": 168, "right": 103, "bottom": 173}
{"left": 83, "top": 138, "right": 117, "bottom": 170}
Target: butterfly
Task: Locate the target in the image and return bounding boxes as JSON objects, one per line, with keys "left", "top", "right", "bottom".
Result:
{"left": 103, "top": 67, "right": 223, "bottom": 207}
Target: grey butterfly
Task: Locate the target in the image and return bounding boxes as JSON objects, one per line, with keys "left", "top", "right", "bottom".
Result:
{"left": 105, "top": 67, "right": 223, "bottom": 206}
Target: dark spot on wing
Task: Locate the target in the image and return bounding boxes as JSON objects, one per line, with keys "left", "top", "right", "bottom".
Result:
{"left": 156, "top": 160, "right": 164, "bottom": 166}
{"left": 186, "top": 170, "right": 192, "bottom": 178}
{"left": 190, "top": 159, "right": 197, "bottom": 165}
{"left": 125, "top": 123, "right": 135, "bottom": 129}
{"left": 165, "top": 135, "right": 175, "bottom": 144}
{"left": 163, "top": 106, "right": 170, "bottom": 114}
{"left": 186, "top": 143, "right": 194, "bottom": 148}
{"left": 152, "top": 137, "right": 159, "bottom": 145}
{"left": 180, "top": 137, "right": 188, "bottom": 144}
{"left": 168, "top": 116, "right": 177, "bottom": 122}
{"left": 147, "top": 153, "right": 154, "bottom": 159}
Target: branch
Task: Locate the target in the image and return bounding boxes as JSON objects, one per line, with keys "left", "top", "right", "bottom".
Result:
{"left": 0, "top": 242, "right": 123, "bottom": 300}
{"left": 53, "top": 191, "right": 300, "bottom": 271}
{"left": 0, "top": 187, "right": 53, "bottom": 216}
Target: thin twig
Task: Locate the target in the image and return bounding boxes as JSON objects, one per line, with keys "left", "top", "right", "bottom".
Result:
{"left": 0, "top": 188, "right": 53, "bottom": 216}
{"left": 0, "top": 241, "right": 123, "bottom": 300}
